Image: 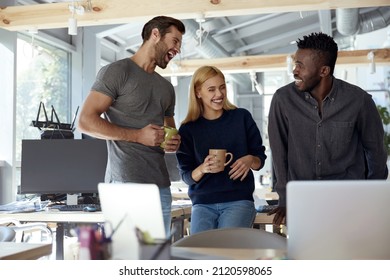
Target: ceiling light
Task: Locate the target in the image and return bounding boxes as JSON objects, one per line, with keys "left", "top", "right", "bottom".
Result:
{"left": 249, "top": 71, "right": 263, "bottom": 95}
{"left": 286, "top": 55, "right": 293, "bottom": 75}
{"left": 195, "top": 13, "right": 207, "bottom": 46}
{"left": 68, "top": 17, "right": 78, "bottom": 36}
{"left": 68, "top": 1, "right": 90, "bottom": 36}
{"left": 367, "top": 51, "right": 376, "bottom": 74}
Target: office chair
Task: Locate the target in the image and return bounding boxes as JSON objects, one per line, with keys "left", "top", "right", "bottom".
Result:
{"left": 0, "top": 218, "right": 53, "bottom": 243}
{"left": 171, "top": 227, "right": 287, "bottom": 250}
{"left": 0, "top": 226, "right": 16, "bottom": 242}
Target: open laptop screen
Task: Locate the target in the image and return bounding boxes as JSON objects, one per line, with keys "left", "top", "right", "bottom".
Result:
{"left": 287, "top": 180, "right": 390, "bottom": 260}
{"left": 98, "top": 182, "right": 166, "bottom": 260}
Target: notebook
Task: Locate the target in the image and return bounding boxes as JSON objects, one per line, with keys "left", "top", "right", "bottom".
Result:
{"left": 287, "top": 180, "right": 390, "bottom": 260}
{"left": 98, "top": 183, "right": 166, "bottom": 260}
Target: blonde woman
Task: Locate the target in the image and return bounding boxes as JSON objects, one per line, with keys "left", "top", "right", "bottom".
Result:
{"left": 176, "top": 66, "right": 267, "bottom": 234}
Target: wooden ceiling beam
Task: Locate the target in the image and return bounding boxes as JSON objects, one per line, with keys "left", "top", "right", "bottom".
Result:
{"left": 156, "top": 48, "right": 390, "bottom": 76}
{"left": 0, "top": 0, "right": 389, "bottom": 31}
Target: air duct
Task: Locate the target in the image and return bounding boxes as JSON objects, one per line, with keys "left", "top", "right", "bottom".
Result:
{"left": 359, "top": 7, "right": 390, "bottom": 34}
{"left": 336, "top": 8, "right": 359, "bottom": 36}
{"left": 184, "top": 19, "right": 230, "bottom": 58}
{"left": 336, "top": 7, "right": 390, "bottom": 37}
{"left": 183, "top": 19, "right": 250, "bottom": 89}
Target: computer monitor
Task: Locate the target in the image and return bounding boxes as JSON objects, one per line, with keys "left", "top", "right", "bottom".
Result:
{"left": 20, "top": 139, "right": 108, "bottom": 195}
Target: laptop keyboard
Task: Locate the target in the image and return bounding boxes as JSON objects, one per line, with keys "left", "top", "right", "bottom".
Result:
{"left": 256, "top": 205, "right": 278, "bottom": 213}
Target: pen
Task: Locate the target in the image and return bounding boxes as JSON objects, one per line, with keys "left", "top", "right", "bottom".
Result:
{"left": 109, "top": 213, "right": 128, "bottom": 239}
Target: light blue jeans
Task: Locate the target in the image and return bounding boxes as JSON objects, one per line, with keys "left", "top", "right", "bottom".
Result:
{"left": 159, "top": 186, "right": 172, "bottom": 238}
{"left": 190, "top": 200, "right": 256, "bottom": 234}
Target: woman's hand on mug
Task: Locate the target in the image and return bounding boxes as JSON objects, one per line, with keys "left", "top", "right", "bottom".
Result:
{"left": 191, "top": 155, "right": 218, "bottom": 182}
{"left": 201, "top": 155, "right": 218, "bottom": 174}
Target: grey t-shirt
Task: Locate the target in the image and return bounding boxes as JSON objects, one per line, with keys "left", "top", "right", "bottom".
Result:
{"left": 91, "top": 58, "right": 175, "bottom": 187}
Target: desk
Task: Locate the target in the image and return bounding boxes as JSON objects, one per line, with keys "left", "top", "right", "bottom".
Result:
{"left": 171, "top": 247, "right": 286, "bottom": 260}
{"left": 254, "top": 213, "right": 287, "bottom": 236}
{"left": 1, "top": 211, "right": 104, "bottom": 260}
{"left": 254, "top": 212, "right": 275, "bottom": 225}
{"left": 0, "top": 242, "right": 52, "bottom": 260}
{"left": 0, "top": 206, "right": 191, "bottom": 260}
{"left": 171, "top": 205, "right": 191, "bottom": 242}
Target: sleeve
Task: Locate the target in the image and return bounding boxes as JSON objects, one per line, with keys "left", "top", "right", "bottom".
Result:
{"left": 268, "top": 92, "right": 289, "bottom": 207}
{"left": 163, "top": 79, "right": 176, "bottom": 117}
{"left": 176, "top": 125, "right": 198, "bottom": 186}
{"left": 359, "top": 93, "right": 389, "bottom": 179}
{"left": 91, "top": 63, "right": 127, "bottom": 100}
{"left": 244, "top": 110, "right": 267, "bottom": 170}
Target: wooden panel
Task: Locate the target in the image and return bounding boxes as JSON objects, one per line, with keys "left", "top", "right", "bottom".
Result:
{"left": 157, "top": 49, "right": 390, "bottom": 76}
{"left": 0, "top": 0, "right": 389, "bottom": 31}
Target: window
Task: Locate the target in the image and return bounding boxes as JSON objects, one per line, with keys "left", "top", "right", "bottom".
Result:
{"left": 16, "top": 34, "right": 71, "bottom": 161}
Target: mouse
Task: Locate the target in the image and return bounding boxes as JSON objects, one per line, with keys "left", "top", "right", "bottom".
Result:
{"left": 83, "top": 206, "right": 97, "bottom": 212}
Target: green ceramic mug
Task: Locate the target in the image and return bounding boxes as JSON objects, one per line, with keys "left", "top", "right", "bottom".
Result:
{"left": 160, "top": 126, "right": 178, "bottom": 149}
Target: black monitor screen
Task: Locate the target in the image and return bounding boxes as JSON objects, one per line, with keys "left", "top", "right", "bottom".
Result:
{"left": 20, "top": 139, "right": 108, "bottom": 195}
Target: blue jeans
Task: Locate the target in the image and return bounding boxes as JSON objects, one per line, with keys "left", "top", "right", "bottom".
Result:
{"left": 190, "top": 200, "right": 256, "bottom": 234}
{"left": 159, "top": 187, "right": 172, "bottom": 238}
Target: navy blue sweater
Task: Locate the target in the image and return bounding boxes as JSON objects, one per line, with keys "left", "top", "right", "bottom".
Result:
{"left": 176, "top": 108, "right": 267, "bottom": 205}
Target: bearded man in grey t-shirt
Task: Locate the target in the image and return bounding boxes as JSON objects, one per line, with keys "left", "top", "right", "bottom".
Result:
{"left": 78, "top": 16, "right": 186, "bottom": 236}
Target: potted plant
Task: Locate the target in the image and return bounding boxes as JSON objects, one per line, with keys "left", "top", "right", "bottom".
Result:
{"left": 377, "top": 105, "right": 390, "bottom": 155}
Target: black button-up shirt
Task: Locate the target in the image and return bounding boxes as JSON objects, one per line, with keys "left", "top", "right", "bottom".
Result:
{"left": 268, "top": 78, "right": 388, "bottom": 207}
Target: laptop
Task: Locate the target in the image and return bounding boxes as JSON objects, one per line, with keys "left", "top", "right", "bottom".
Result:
{"left": 287, "top": 180, "right": 390, "bottom": 260}
{"left": 98, "top": 183, "right": 166, "bottom": 260}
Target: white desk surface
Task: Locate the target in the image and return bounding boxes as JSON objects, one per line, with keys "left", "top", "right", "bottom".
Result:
{"left": 0, "top": 210, "right": 105, "bottom": 223}
{"left": 0, "top": 242, "right": 52, "bottom": 260}
{"left": 0, "top": 205, "right": 192, "bottom": 223}
{"left": 0, "top": 200, "right": 274, "bottom": 232}
{"left": 171, "top": 247, "right": 286, "bottom": 260}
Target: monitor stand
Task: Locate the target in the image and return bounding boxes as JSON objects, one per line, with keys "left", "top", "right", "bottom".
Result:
{"left": 66, "top": 193, "right": 79, "bottom": 205}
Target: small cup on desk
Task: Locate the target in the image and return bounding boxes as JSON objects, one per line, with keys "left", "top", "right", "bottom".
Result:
{"left": 209, "top": 149, "right": 233, "bottom": 172}
{"left": 160, "top": 126, "right": 178, "bottom": 149}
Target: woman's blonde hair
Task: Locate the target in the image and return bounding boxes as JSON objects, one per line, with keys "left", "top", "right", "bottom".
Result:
{"left": 181, "top": 65, "right": 236, "bottom": 124}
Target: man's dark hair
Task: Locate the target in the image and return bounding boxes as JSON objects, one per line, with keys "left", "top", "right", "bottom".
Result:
{"left": 296, "top": 32, "right": 338, "bottom": 75}
{"left": 141, "top": 16, "right": 186, "bottom": 42}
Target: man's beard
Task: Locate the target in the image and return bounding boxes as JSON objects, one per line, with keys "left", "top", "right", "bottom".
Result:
{"left": 155, "top": 41, "right": 169, "bottom": 69}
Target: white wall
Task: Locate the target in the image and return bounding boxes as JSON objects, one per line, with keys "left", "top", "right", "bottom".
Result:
{"left": 0, "top": 29, "right": 17, "bottom": 204}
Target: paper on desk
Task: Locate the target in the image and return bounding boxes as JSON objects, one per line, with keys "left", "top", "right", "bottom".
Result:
{"left": 253, "top": 193, "right": 268, "bottom": 212}
{"left": 0, "top": 198, "right": 49, "bottom": 213}
{"left": 172, "top": 200, "right": 192, "bottom": 207}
